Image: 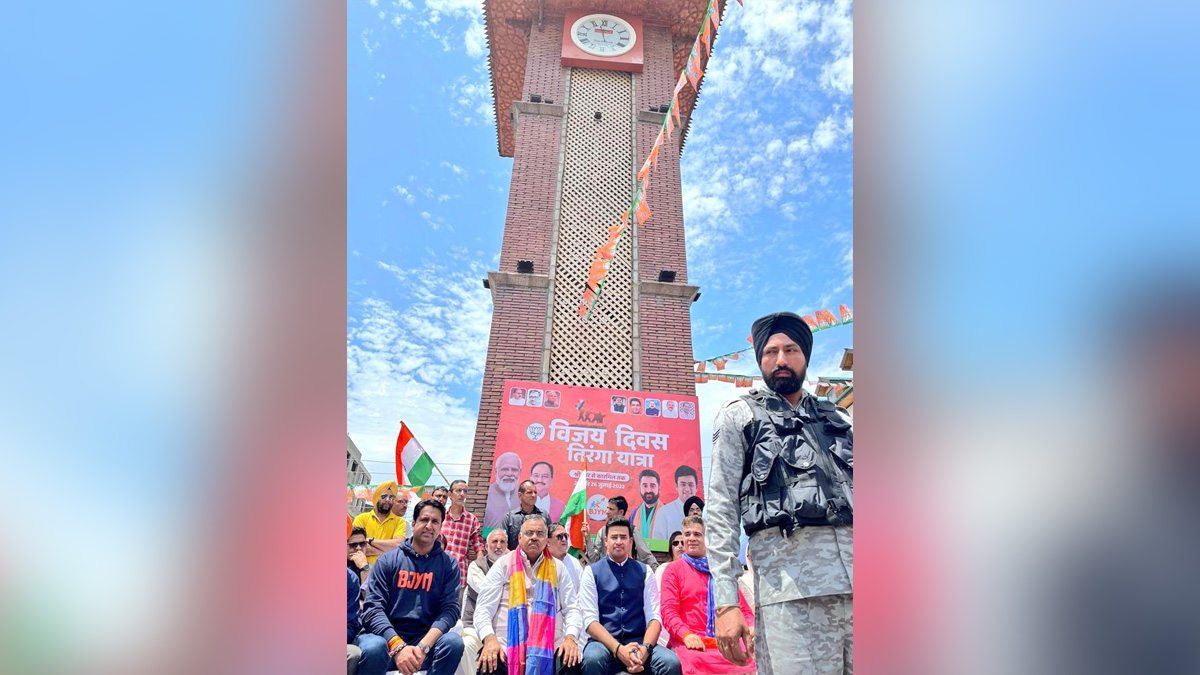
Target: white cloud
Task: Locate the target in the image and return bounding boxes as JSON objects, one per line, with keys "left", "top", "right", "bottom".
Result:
{"left": 362, "top": 0, "right": 487, "bottom": 65}
{"left": 464, "top": 17, "right": 487, "bottom": 58}
{"left": 392, "top": 185, "right": 416, "bottom": 204}
{"left": 812, "top": 115, "right": 841, "bottom": 150}
{"left": 443, "top": 68, "right": 496, "bottom": 126}
{"left": 348, "top": 258, "right": 494, "bottom": 483}
{"left": 760, "top": 56, "right": 796, "bottom": 86}
{"left": 821, "top": 53, "right": 853, "bottom": 95}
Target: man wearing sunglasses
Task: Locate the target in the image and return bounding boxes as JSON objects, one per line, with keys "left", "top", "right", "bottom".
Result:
{"left": 349, "top": 526, "right": 371, "bottom": 589}
{"left": 547, "top": 522, "right": 583, "bottom": 594}
{"left": 352, "top": 481, "right": 410, "bottom": 566}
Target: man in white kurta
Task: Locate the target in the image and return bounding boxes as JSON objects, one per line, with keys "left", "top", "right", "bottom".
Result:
{"left": 474, "top": 516, "right": 583, "bottom": 675}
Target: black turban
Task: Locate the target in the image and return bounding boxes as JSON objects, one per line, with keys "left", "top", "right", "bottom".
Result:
{"left": 751, "top": 311, "right": 813, "bottom": 363}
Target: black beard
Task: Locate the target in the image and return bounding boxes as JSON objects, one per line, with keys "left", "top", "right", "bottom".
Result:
{"left": 377, "top": 502, "right": 392, "bottom": 513}
{"left": 643, "top": 494, "right": 659, "bottom": 506}
{"left": 765, "top": 366, "right": 805, "bottom": 395}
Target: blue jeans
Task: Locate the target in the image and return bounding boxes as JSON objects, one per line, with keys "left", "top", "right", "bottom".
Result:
{"left": 354, "top": 632, "right": 465, "bottom": 675}
{"left": 353, "top": 634, "right": 390, "bottom": 675}
{"left": 581, "top": 638, "right": 682, "bottom": 675}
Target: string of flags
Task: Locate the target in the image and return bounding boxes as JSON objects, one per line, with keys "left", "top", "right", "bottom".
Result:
{"left": 578, "top": 0, "right": 727, "bottom": 319}
{"left": 695, "top": 304, "right": 853, "bottom": 371}
{"left": 695, "top": 372, "right": 759, "bottom": 387}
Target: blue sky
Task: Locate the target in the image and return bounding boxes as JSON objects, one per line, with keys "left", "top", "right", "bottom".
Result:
{"left": 347, "top": 0, "right": 854, "bottom": 488}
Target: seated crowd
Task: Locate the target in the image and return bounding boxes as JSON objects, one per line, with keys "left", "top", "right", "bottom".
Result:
{"left": 348, "top": 485, "right": 753, "bottom": 675}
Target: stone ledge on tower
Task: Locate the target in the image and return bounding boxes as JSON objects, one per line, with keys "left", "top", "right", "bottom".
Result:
{"left": 636, "top": 110, "right": 689, "bottom": 127}
{"left": 486, "top": 270, "right": 551, "bottom": 303}
{"left": 511, "top": 101, "right": 565, "bottom": 132}
{"left": 638, "top": 280, "right": 700, "bottom": 302}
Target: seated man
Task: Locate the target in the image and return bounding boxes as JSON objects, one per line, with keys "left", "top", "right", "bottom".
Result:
{"left": 349, "top": 535, "right": 389, "bottom": 675}
{"left": 547, "top": 522, "right": 583, "bottom": 594}
{"left": 359, "top": 498, "right": 465, "bottom": 675}
{"left": 474, "top": 515, "right": 583, "bottom": 675}
{"left": 460, "top": 529, "right": 509, "bottom": 675}
{"left": 659, "top": 516, "right": 755, "bottom": 675}
{"left": 578, "top": 518, "right": 682, "bottom": 675}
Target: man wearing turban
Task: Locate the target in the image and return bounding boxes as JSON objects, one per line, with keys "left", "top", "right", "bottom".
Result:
{"left": 353, "top": 480, "right": 410, "bottom": 566}
{"left": 706, "top": 312, "right": 855, "bottom": 675}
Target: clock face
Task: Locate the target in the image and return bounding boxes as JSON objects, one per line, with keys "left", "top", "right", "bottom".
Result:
{"left": 570, "top": 14, "right": 636, "bottom": 57}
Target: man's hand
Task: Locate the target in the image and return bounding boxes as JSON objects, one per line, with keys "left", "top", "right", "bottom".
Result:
{"left": 477, "top": 549, "right": 486, "bottom": 560}
{"left": 392, "top": 645, "right": 425, "bottom": 675}
{"left": 349, "top": 550, "right": 369, "bottom": 570}
{"left": 479, "top": 635, "right": 506, "bottom": 673}
{"left": 616, "top": 643, "right": 645, "bottom": 673}
{"left": 580, "top": 520, "right": 590, "bottom": 539}
{"left": 715, "top": 605, "right": 753, "bottom": 666}
{"left": 556, "top": 635, "right": 581, "bottom": 667}
{"left": 683, "top": 633, "right": 706, "bottom": 651}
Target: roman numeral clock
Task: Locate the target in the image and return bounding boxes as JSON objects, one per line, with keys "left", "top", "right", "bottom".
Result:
{"left": 464, "top": 0, "right": 717, "bottom": 522}
{"left": 571, "top": 14, "right": 635, "bottom": 58}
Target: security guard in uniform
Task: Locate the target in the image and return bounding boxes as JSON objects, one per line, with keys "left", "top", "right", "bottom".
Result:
{"left": 706, "top": 311, "right": 854, "bottom": 675}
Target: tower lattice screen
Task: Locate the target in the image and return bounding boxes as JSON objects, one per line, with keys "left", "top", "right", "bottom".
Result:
{"left": 549, "top": 68, "right": 635, "bottom": 388}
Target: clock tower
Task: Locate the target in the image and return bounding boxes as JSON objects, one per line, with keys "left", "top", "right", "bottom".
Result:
{"left": 464, "top": 0, "right": 719, "bottom": 518}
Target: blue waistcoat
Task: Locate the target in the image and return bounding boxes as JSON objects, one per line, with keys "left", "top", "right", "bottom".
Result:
{"left": 592, "top": 556, "right": 648, "bottom": 642}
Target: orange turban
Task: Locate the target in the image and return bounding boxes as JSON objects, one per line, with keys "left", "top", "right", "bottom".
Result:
{"left": 371, "top": 480, "right": 398, "bottom": 504}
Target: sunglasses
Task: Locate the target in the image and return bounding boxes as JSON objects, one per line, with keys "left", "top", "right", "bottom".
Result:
{"left": 671, "top": 541, "right": 684, "bottom": 547}
{"left": 348, "top": 541, "right": 368, "bottom": 549}
{"left": 553, "top": 533, "right": 569, "bottom": 541}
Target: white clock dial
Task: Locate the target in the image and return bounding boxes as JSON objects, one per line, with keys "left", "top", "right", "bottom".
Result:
{"left": 570, "top": 14, "right": 636, "bottom": 57}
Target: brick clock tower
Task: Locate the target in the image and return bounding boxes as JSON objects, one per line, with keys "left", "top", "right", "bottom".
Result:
{"left": 464, "top": 0, "right": 716, "bottom": 519}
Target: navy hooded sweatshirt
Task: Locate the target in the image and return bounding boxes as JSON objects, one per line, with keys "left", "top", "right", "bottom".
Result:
{"left": 348, "top": 568, "right": 361, "bottom": 643}
{"left": 362, "top": 538, "right": 462, "bottom": 644}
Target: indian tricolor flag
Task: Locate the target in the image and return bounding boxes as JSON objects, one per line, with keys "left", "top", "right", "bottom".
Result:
{"left": 395, "top": 422, "right": 437, "bottom": 489}
{"left": 560, "top": 462, "right": 589, "bottom": 557}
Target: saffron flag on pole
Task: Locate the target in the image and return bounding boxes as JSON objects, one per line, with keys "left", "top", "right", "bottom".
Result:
{"left": 561, "top": 461, "right": 589, "bottom": 556}
{"left": 396, "top": 422, "right": 437, "bottom": 488}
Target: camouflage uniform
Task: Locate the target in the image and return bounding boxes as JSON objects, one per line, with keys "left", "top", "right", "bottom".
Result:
{"left": 708, "top": 388, "right": 854, "bottom": 675}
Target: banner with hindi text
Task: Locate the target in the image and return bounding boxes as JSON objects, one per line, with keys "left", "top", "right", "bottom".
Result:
{"left": 484, "top": 380, "right": 703, "bottom": 552}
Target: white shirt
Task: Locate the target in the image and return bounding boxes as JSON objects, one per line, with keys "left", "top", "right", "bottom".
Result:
{"left": 474, "top": 549, "right": 582, "bottom": 648}
{"left": 557, "top": 553, "right": 584, "bottom": 594}
{"left": 655, "top": 499, "right": 685, "bottom": 540}
{"left": 578, "top": 556, "right": 661, "bottom": 647}
{"left": 467, "top": 557, "right": 494, "bottom": 593}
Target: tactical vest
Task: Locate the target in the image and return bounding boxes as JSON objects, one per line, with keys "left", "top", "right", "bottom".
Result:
{"left": 738, "top": 391, "right": 854, "bottom": 536}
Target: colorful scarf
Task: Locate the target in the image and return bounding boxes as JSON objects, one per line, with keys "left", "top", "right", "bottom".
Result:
{"left": 681, "top": 553, "right": 716, "bottom": 637}
{"left": 505, "top": 549, "right": 558, "bottom": 675}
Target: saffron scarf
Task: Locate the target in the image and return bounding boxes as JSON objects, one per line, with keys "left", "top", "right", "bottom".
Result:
{"left": 505, "top": 549, "right": 558, "bottom": 675}
{"left": 681, "top": 553, "right": 716, "bottom": 637}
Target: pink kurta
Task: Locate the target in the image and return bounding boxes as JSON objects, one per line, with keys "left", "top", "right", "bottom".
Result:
{"left": 659, "top": 560, "right": 756, "bottom": 675}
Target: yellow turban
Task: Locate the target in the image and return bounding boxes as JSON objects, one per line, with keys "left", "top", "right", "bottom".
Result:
{"left": 346, "top": 513, "right": 353, "bottom": 539}
{"left": 372, "top": 480, "right": 398, "bottom": 504}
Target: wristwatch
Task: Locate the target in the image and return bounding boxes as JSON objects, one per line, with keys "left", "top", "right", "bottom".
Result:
{"left": 641, "top": 642, "right": 653, "bottom": 653}
{"left": 416, "top": 642, "right": 433, "bottom": 656}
